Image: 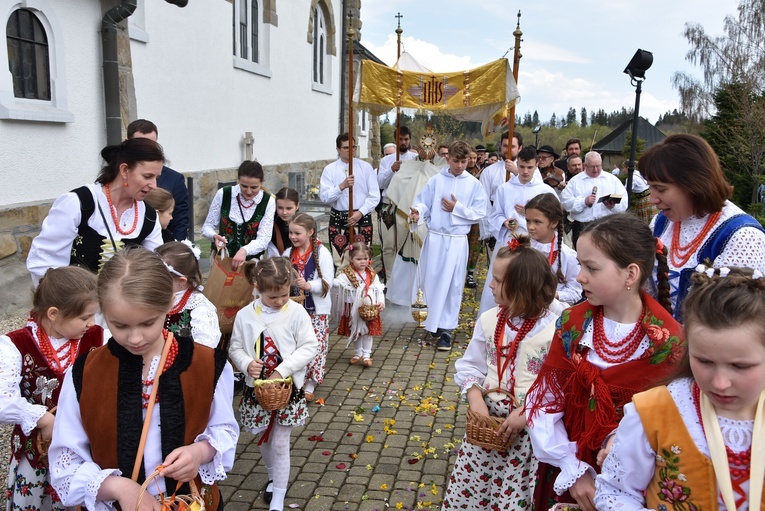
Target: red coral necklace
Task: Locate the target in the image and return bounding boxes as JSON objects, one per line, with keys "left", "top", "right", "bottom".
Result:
{"left": 494, "top": 307, "right": 539, "bottom": 398}
{"left": 104, "top": 184, "right": 139, "bottom": 235}
{"left": 141, "top": 331, "right": 178, "bottom": 409}
{"left": 591, "top": 306, "right": 646, "bottom": 363}
{"left": 670, "top": 211, "right": 721, "bottom": 267}
{"left": 35, "top": 322, "right": 78, "bottom": 376}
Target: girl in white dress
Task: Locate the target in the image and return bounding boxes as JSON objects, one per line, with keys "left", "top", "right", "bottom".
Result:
{"left": 333, "top": 242, "right": 385, "bottom": 367}
{"left": 596, "top": 266, "right": 765, "bottom": 511}
{"left": 1, "top": 267, "right": 102, "bottom": 511}
{"left": 48, "top": 247, "right": 238, "bottom": 511}
{"left": 524, "top": 193, "right": 582, "bottom": 307}
{"left": 443, "top": 237, "right": 559, "bottom": 510}
{"left": 156, "top": 241, "right": 221, "bottom": 348}
{"left": 229, "top": 257, "right": 318, "bottom": 511}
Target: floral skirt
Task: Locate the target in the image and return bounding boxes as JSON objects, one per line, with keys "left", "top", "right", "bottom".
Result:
{"left": 306, "top": 314, "right": 329, "bottom": 385}
{"left": 239, "top": 385, "right": 308, "bottom": 435}
{"left": 442, "top": 398, "right": 537, "bottom": 510}
{"left": 6, "top": 456, "right": 64, "bottom": 511}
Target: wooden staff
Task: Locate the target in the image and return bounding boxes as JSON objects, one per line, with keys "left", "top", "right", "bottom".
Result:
{"left": 505, "top": 11, "right": 523, "bottom": 182}
{"left": 395, "top": 12, "right": 403, "bottom": 162}
{"left": 347, "top": 12, "right": 356, "bottom": 242}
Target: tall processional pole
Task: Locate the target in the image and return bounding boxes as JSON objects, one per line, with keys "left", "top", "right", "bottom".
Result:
{"left": 395, "top": 12, "right": 403, "bottom": 162}
{"left": 505, "top": 11, "right": 523, "bottom": 182}
{"left": 347, "top": 12, "right": 356, "bottom": 242}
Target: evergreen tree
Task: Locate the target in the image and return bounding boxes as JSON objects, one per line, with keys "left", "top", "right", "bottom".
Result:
{"left": 581, "top": 107, "right": 588, "bottom": 127}
{"left": 566, "top": 107, "right": 578, "bottom": 127}
{"left": 532, "top": 110, "right": 540, "bottom": 126}
{"left": 549, "top": 113, "right": 557, "bottom": 128}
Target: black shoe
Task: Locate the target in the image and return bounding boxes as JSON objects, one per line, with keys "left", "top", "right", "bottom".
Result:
{"left": 264, "top": 480, "right": 273, "bottom": 504}
{"left": 465, "top": 273, "right": 476, "bottom": 289}
{"left": 437, "top": 333, "right": 452, "bottom": 351}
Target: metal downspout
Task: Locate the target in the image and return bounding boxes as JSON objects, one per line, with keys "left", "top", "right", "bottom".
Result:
{"left": 101, "top": 0, "right": 188, "bottom": 145}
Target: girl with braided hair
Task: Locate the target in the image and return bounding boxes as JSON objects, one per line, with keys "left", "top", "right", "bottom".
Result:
{"left": 525, "top": 193, "right": 582, "bottom": 307}
{"left": 443, "top": 236, "right": 559, "bottom": 510}
{"left": 229, "top": 257, "right": 318, "bottom": 511}
{"left": 596, "top": 266, "right": 765, "bottom": 511}
{"left": 526, "top": 213, "right": 685, "bottom": 511}
{"left": 282, "top": 213, "right": 333, "bottom": 401}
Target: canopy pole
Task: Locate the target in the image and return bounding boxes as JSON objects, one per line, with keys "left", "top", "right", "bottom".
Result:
{"left": 505, "top": 11, "right": 523, "bottom": 182}
{"left": 347, "top": 12, "right": 356, "bottom": 242}
{"left": 395, "top": 12, "right": 403, "bottom": 162}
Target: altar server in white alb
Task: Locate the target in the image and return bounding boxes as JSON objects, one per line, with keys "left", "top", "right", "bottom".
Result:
{"left": 478, "top": 146, "right": 559, "bottom": 315}
{"left": 561, "top": 151, "right": 628, "bottom": 248}
{"left": 408, "top": 140, "right": 488, "bottom": 352}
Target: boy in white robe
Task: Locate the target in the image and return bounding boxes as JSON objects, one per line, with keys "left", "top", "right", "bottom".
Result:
{"left": 477, "top": 147, "right": 559, "bottom": 315}
{"left": 409, "top": 140, "right": 488, "bottom": 351}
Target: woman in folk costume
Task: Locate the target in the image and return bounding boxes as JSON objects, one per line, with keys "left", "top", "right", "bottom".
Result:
{"left": 443, "top": 237, "right": 559, "bottom": 510}
{"left": 477, "top": 146, "right": 558, "bottom": 316}
{"left": 229, "top": 257, "right": 318, "bottom": 511}
{"left": 202, "top": 160, "right": 275, "bottom": 270}
{"left": 49, "top": 248, "right": 238, "bottom": 511}
{"left": 333, "top": 242, "right": 384, "bottom": 367}
{"left": 596, "top": 266, "right": 765, "bottom": 511}
{"left": 1, "top": 267, "right": 102, "bottom": 511}
{"left": 526, "top": 214, "right": 686, "bottom": 511}
{"left": 27, "top": 138, "right": 165, "bottom": 287}
{"left": 267, "top": 187, "right": 300, "bottom": 257}
{"left": 282, "top": 213, "right": 333, "bottom": 401}
{"left": 642, "top": 134, "right": 765, "bottom": 320}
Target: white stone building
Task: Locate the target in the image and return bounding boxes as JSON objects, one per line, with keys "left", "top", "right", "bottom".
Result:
{"left": 0, "top": 0, "right": 379, "bottom": 316}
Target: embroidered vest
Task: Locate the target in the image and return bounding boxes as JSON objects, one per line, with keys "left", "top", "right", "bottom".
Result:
{"left": 8, "top": 325, "right": 103, "bottom": 468}
{"left": 478, "top": 307, "right": 556, "bottom": 406}
{"left": 635, "top": 386, "right": 721, "bottom": 511}
{"left": 217, "top": 186, "right": 271, "bottom": 258}
{"left": 69, "top": 186, "right": 157, "bottom": 274}
{"left": 72, "top": 337, "right": 227, "bottom": 511}
{"left": 653, "top": 212, "right": 765, "bottom": 321}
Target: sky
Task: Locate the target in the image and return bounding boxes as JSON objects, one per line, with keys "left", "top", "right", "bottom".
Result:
{"left": 358, "top": 0, "right": 740, "bottom": 125}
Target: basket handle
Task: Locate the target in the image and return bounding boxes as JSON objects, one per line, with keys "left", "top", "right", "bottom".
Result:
{"left": 135, "top": 466, "right": 202, "bottom": 511}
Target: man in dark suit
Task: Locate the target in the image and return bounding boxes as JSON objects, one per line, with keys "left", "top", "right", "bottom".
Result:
{"left": 127, "top": 119, "right": 189, "bottom": 241}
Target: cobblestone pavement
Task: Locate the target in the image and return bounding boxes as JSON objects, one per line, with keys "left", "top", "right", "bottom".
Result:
{"left": 1, "top": 264, "right": 489, "bottom": 511}
{"left": 221, "top": 274, "right": 486, "bottom": 511}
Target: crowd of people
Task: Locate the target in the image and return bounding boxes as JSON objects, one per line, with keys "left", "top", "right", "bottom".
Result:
{"left": 0, "top": 119, "right": 764, "bottom": 511}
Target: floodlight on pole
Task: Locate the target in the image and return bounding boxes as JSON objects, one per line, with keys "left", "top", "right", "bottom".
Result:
{"left": 624, "top": 49, "right": 653, "bottom": 208}
{"left": 532, "top": 125, "right": 542, "bottom": 148}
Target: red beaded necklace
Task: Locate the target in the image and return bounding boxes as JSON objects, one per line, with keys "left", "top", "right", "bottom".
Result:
{"left": 670, "top": 211, "right": 722, "bottom": 267}
{"left": 167, "top": 288, "right": 193, "bottom": 317}
{"left": 104, "top": 184, "right": 139, "bottom": 236}
{"left": 591, "top": 306, "right": 647, "bottom": 363}
{"left": 546, "top": 240, "right": 557, "bottom": 266}
{"left": 692, "top": 382, "right": 752, "bottom": 479}
{"left": 237, "top": 193, "right": 256, "bottom": 209}
{"left": 35, "top": 321, "right": 78, "bottom": 376}
{"left": 141, "top": 332, "right": 179, "bottom": 409}
{"left": 494, "top": 307, "right": 539, "bottom": 398}
{"left": 291, "top": 244, "right": 313, "bottom": 276}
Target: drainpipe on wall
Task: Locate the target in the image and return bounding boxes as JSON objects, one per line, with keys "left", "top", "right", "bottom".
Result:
{"left": 102, "top": 0, "right": 188, "bottom": 145}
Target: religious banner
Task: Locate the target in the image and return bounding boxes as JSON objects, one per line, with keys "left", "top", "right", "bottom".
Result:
{"left": 355, "top": 56, "right": 520, "bottom": 135}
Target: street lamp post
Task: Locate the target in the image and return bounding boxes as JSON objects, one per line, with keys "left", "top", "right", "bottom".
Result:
{"left": 532, "top": 125, "right": 542, "bottom": 148}
{"left": 624, "top": 49, "right": 653, "bottom": 208}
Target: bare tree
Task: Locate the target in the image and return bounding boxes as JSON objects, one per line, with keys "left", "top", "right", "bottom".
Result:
{"left": 672, "top": 0, "right": 765, "bottom": 122}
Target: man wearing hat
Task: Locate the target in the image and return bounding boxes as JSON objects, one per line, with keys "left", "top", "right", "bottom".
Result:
{"left": 475, "top": 144, "right": 488, "bottom": 169}
{"left": 537, "top": 144, "right": 566, "bottom": 194}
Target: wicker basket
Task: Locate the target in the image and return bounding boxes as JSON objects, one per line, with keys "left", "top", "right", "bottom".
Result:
{"left": 464, "top": 389, "right": 517, "bottom": 452}
{"left": 136, "top": 466, "right": 206, "bottom": 511}
{"left": 290, "top": 288, "right": 306, "bottom": 304}
{"left": 253, "top": 376, "right": 293, "bottom": 411}
{"left": 358, "top": 294, "right": 379, "bottom": 321}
